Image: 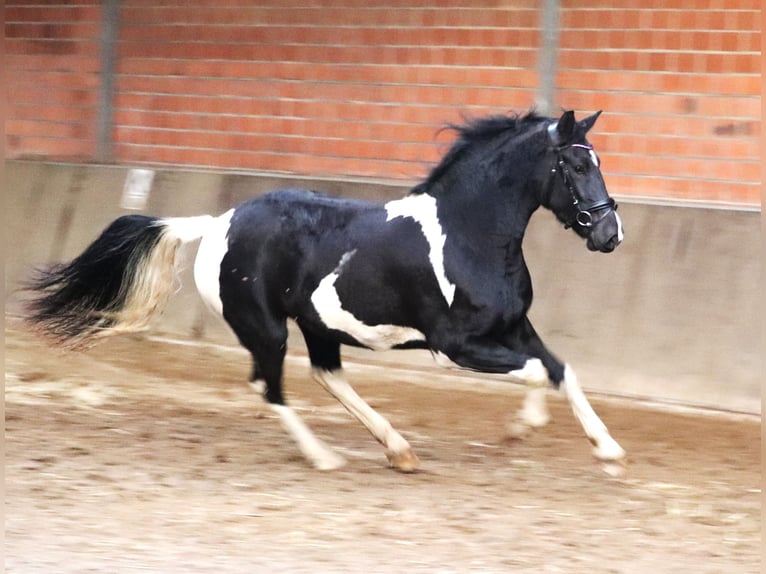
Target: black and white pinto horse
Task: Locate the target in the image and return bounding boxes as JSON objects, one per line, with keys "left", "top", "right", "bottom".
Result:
{"left": 25, "top": 110, "right": 626, "bottom": 472}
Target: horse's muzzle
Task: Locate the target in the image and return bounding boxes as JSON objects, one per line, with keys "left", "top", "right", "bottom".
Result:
{"left": 586, "top": 210, "right": 623, "bottom": 253}
{"left": 588, "top": 233, "right": 621, "bottom": 253}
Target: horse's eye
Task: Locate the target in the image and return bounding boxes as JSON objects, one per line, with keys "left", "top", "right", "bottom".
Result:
{"left": 574, "top": 164, "right": 586, "bottom": 175}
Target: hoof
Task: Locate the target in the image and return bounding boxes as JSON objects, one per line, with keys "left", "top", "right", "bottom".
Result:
{"left": 386, "top": 448, "right": 419, "bottom": 472}
{"left": 311, "top": 451, "right": 347, "bottom": 471}
{"left": 601, "top": 461, "right": 627, "bottom": 478}
{"left": 592, "top": 436, "right": 626, "bottom": 462}
{"left": 517, "top": 408, "right": 551, "bottom": 429}
{"left": 505, "top": 420, "right": 531, "bottom": 440}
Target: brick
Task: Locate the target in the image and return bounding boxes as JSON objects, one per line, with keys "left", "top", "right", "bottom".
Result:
{"left": 7, "top": 119, "right": 95, "bottom": 140}
{"left": 7, "top": 0, "right": 761, "bottom": 206}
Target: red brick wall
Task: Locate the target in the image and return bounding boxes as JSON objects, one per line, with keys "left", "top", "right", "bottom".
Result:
{"left": 6, "top": 1, "right": 761, "bottom": 206}
{"left": 113, "top": 0, "right": 541, "bottom": 180}
{"left": 558, "top": 0, "right": 761, "bottom": 205}
{"left": 7, "top": 1, "right": 103, "bottom": 160}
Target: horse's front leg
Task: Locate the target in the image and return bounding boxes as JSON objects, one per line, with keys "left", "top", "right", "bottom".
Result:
{"left": 431, "top": 332, "right": 556, "bottom": 434}
{"left": 501, "top": 319, "right": 558, "bottom": 432}
{"left": 560, "top": 365, "right": 626, "bottom": 462}
{"left": 435, "top": 325, "right": 625, "bottom": 463}
{"left": 501, "top": 319, "right": 626, "bottom": 462}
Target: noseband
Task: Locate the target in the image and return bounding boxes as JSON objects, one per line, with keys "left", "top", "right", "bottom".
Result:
{"left": 547, "top": 127, "right": 617, "bottom": 229}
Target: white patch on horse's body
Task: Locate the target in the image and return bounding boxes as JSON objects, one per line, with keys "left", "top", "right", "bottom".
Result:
{"left": 561, "top": 364, "right": 626, "bottom": 461}
{"left": 311, "top": 251, "right": 426, "bottom": 351}
{"left": 312, "top": 369, "right": 417, "bottom": 471}
{"left": 384, "top": 193, "right": 455, "bottom": 306}
{"left": 162, "top": 215, "right": 215, "bottom": 243}
{"left": 268, "top": 404, "right": 346, "bottom": 470}
{"left": 192, "top": 209, "right": 234, "bottom": 315}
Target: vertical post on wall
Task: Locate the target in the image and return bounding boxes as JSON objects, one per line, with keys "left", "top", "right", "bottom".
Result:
{"left": 96, "top": 0, "right": 119, "bottom": 163}
{"left": 537, "top": 0, "right": 560, "bottom": 116}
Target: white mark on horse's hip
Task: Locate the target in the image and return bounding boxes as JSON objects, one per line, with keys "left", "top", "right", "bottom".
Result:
{"left": 192, "top": 208, "right": 235, "bottom": 315}
{"left": 385, "top": 193, "right": 455, "bottom": 306}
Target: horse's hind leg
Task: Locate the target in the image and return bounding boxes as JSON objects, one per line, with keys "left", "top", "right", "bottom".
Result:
{"left": 301, "top": 328, "right": 419, "bottom": 472}
{"left": 225, "top": 308, "right": 345, "bottom": 470}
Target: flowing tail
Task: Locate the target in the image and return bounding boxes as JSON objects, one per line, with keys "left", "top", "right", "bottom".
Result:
{"left": 24, "top": 214, "right": 214, "bottom": 348}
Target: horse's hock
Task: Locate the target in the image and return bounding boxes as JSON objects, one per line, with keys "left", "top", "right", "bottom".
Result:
{"left": 5, "top": 160, "right": 760, "bottom": 415}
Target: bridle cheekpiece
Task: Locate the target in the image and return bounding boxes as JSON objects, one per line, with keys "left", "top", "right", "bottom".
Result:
{"left": 547, "top": 122, "right": 617, "bottom": 229}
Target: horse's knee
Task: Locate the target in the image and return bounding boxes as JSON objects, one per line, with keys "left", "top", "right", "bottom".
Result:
{"left": 509, "top": 358, "right": 549, "bottom": 387}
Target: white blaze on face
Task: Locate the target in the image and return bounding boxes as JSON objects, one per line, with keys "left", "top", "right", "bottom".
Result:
{"left": 384, "top": 193, "right": 455, "bottom": 307}
{"left": 311, "top": 251, "right": 426, "bottom": 351}
{"left": 614, "top": 210, "right": 624, "bottom": 243}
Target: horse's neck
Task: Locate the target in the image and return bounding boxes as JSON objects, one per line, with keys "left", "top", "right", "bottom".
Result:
{"left": 434, "top": 179, "right": 539, "bottom": 250}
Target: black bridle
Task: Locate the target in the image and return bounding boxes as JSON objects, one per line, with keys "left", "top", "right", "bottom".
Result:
{"left": 547, "top": 127, "right": 617, "bottom": 229}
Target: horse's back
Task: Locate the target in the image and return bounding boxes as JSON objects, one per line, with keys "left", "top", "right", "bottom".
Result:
{"left": 225, "top": 188, "right": 380, "bottom": 262}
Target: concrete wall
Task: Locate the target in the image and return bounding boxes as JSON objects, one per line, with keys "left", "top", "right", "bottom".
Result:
{"left": 5, "top": 160, "right": 759, "bottom": 414}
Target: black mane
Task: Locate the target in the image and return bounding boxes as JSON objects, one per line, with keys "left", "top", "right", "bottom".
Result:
{"left": 412, "top": 110, "right": 548, "bottom": 194}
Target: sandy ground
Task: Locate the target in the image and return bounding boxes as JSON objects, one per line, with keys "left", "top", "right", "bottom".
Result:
{"left": 5, "top": 319, "right": 761, "bottom": 573}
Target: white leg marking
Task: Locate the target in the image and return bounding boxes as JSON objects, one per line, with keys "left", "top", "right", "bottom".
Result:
{"left": 269, "top": 404, "right": 347, "bottom": 471}
{"left": 519, "top": 386, "right": 551, "bottom": 428}
{"left": 506, "top": 359, "right": 551, "bottom": 434}
{"left": 193, "top": 209, "right": 234, "bottom": 315}
{"left": 561, "top": 365, "right": 626, "bottom": 461}
{"left": 385, "top": 193, "right": 455, "bottom": 306}
{"left": 312, "top": 369, "right": 418, "bottom": 471}
{"left": 508, "top": 358, "right": 549, "bottom": 387}
{"left": 248, "top": 380, "right": 265, "bottom": 396}
{"left": 311, "top": 252, "right": 426, "bottom": 350}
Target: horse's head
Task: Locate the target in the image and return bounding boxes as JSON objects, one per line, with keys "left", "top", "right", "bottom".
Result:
{"left": 542, "top": 110, "right": 623, "bottom": 253}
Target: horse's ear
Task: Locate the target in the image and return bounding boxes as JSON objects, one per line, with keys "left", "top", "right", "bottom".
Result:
{"left": 551, "top": 110, "right": 576, "bottom": 146}
{"left": 578, "top": 110, "right": 602, "bottom": 134}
